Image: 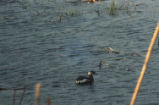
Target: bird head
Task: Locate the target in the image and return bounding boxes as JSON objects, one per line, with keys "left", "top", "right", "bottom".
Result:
{"left": 88, "top": 71, "right": 96, "bottom": 75}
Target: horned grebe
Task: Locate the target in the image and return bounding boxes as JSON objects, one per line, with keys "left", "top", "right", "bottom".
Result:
{"left": 75, "top": 71, "right": 95, "bottom": 85}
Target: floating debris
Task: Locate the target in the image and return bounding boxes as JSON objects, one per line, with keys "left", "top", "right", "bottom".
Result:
{"left": 57, "top": 14, "right": 62, "bottom": 22}
{"left": 135, "top": 3, "right": 143, "bottom": 6}
{"left": 0, "top": 88, "right": 8, "bottom": 90}
{"left": 125, "top": 66, "right": 132, "bottom": 71}
{"left": 95, "top": 10, "right": 100, "bottom": 16}
{"left": 89, "top": 48, "right": 106, "bottom": 55}
{"left": 106, "top": 47, "right": 120, "bottom": 54}
{"left": 86, "top": 0, "right": 96, "bottom": 3}
{"left": 82, "top": 0, "right": 101, "bottom": 3}
{"left": 130, "top": 52, "right": 141, "bottom": 57}
{"left": 114, "top": 58, "right": 122, "bottom": 61}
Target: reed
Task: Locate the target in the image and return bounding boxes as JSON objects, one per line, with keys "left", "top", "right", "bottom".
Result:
{"left": 109, "top": 0, "right": 117, "bottom": 15}
{"left": 0, "top": 87, "right": 26, "bottom": 105}
{"left": 35, "top": 83, "right": 41, "bottom": 105}
{"left": 65, "top": 9, "right": 80, "bottom": 16}
{"left": 130, "top": 23, "right": 159, "bottom": 105}
{"left": 121, "top": 0, "right": 130, "bottom": 11}
{"left": 108, "top": 0, "right": 131, "bottom": 15}
{"left": 1, "top": 85, "right": 53, "bottom": 105}
{"left": 18, "top": 86, "right": 26, "bottom": 105}
{"left": 47, "top": 96, "right": 51, "bottom": 105}
{"left": 12, "top": 90, "right": 16, "bottom": 105}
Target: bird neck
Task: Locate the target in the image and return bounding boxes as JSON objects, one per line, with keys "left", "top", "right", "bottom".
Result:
{"left": 88, "top": 75, "right": 94, "bottom": 81}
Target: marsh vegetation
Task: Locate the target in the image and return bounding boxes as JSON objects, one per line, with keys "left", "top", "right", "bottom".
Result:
{"left": 0, "top": 0, "right": 159, "bottom": 105}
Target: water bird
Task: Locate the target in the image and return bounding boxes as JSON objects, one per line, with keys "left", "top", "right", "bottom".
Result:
{"left": 98, "top": 60, "right": 103, "bottom": 69}
{"left": 75, "top": 71, "right": 95, "bottom": 85}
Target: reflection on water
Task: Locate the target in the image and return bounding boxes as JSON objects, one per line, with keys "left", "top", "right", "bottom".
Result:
{"left": 1, "top": 0, "right": 159, "bottom": 105}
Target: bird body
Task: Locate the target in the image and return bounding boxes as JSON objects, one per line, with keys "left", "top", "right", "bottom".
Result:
{"left": 75, "top": 71, "right": 95, "bottom": 85}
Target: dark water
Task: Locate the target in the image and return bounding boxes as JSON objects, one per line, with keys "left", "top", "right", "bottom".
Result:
{"left": 1, "top": 0, "right": 159, "bottom": 105}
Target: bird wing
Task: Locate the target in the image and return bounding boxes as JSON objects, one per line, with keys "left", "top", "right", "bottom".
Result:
{"left": 76, "top": 76, "right": 88, "bottom": 80}
{"left": 78, "top": 79, "right": 89, "bottom": 84}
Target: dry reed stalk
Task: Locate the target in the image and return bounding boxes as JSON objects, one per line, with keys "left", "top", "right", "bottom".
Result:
{"left": 35, "top": 83, "right": 41, "bottom": 105}
{"left": 47, "top": 96, "right": 51, "bottom": 105}
{"left": 0, "top": 88, "right": 8, "bottom": 90}
{"left": 0, "top": 87, "right": 25, "bottom": 91}
{"left": 130, "top": 23, "right": 159, "bottom": 105}
{"left": 18, "top": 86, "right": 26, "bottom": 105}
{"left": 12, "top": 90, "right": 16, "bottom": 105}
